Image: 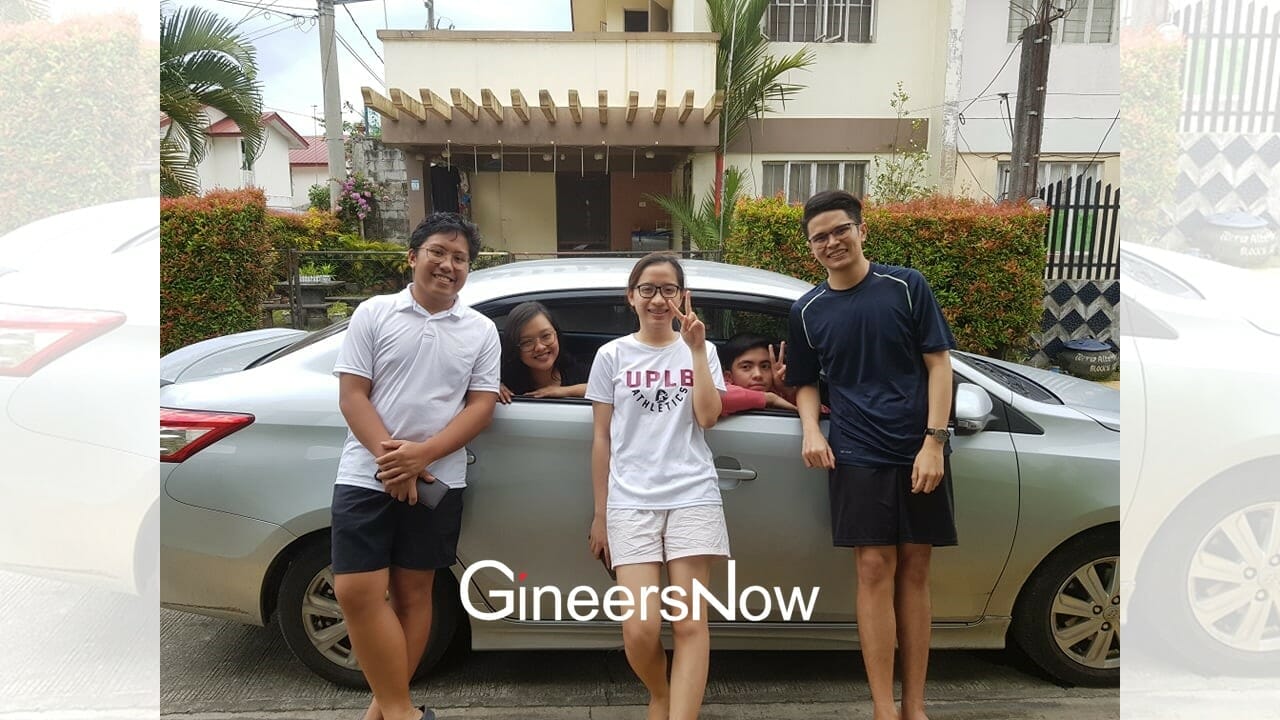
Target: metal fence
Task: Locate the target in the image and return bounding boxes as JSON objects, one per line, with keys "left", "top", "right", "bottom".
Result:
{"left": 1038, "top": 177, "right": 1121, "bottom": 280}
{"left": 1174, "top": 0, "right": 1280, "bottom": 133}
{"left": 265, "top": 248, "right": 723, "bottom": 330}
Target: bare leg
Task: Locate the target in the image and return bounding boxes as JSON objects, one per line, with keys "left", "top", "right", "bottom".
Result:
{"left": 363, "top": 568, "right": 436, "bottom": 720}
{"left": 333, "top": 570, "right": 422, "bottom": 720}
{"left": 855, "top": 546, "right": 899, "bottom": 720}
{"left": 666, "top": 555, "right": 713, "bottom": 720}
{"left": 616, "top": 563, "right": 669, "bottom": 720}
{"left": 896, "top": 544, "right": 933, "bottom": 720}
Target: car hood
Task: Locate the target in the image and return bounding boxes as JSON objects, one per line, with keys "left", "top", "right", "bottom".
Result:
{"left": 980, "top": 356, "right": 1120, "bottom": 430}
{"left": 161, "top": 328, "right": 307, "bottom": 385}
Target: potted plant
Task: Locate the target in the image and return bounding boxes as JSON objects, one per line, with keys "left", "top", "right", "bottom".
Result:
{"left": 298, "top": 261, "right": 336, "bottom": 284}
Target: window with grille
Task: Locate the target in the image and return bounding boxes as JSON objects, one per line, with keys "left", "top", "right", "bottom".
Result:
{"left": 1007, "top": 0, "right": 1116, "bottom": 44}
{"left": 997, "top": 160, "right": 1102, "bottom": 199}
{"left": 765, "top": 0, "right": 874, "bottom": 43}
{"left": 762, "top": 161, "right": 868, "bottom": 202}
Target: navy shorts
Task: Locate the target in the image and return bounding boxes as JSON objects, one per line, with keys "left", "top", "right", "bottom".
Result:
{"left": 828, "top": 459, "right": 957, "bottom": 548}
{"left": 330, "top": 483, "right": 465, "bottom": 574}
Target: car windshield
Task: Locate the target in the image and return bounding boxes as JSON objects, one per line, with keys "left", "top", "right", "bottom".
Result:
{"left": 958, "top": 353, "right": 1060, "bottom": 404}
{"left": 248, "top": 319, "right": 350, "bottom": 368}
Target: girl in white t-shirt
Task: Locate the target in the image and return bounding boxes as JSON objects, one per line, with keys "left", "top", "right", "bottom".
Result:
{"left": 585, "top": 253, "right": 728, "bottom": 720}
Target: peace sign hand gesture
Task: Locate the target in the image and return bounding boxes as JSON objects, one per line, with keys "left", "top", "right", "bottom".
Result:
{"left": 769, "top": 341, "right": 788, "bottom": 388}
{"left": 668, "top": 290, "right": 706, "bottom": 351}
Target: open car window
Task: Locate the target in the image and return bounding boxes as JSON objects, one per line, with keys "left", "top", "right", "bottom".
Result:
{"left": 480, "top": 291, "right": 797, "bottom": 407}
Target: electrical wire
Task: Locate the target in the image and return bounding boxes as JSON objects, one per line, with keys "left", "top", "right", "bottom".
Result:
{"left": 342, "top": 2, "right": 384, "bottom": 64}
{"left": 959, "top": 39, "right": 1022, "bottom": 120}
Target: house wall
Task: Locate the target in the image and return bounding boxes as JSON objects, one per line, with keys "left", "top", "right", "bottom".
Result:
{"left": 381, "top": 31, "right": 717, "bottom": 105}
{"left": 255, "top": 131, "right": 295, "bottom": 209}
{"left": 470, "top": 172, "right": 558, "bottom": 254}
{"left": 291, "top": 166, "right": 327, "bottom": 210}
{"left": 200, "top": 136, "right": 244, "bottom": 193}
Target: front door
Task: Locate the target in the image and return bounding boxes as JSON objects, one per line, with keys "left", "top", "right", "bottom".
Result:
{"left": 556, "top": 173, "right": 610, "bottom": 252}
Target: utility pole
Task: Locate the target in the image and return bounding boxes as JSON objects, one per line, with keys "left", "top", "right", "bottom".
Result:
{"left": 1008, "top": 1, "right": 1063, "bottom": 202}
{"left": 318, "top": 0, "right": 344, "bottom": 211}
{"left": 424, "top": 0, "right": 435, "bottom": 29}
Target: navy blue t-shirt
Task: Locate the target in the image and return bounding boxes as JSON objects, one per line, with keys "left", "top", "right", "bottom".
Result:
{"left": 787, "top": 263, "right": 956, "bottom": 468}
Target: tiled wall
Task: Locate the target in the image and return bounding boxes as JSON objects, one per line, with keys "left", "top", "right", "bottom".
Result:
{"left": 1035, "top": 279, "right": 1120, "bottom": 366}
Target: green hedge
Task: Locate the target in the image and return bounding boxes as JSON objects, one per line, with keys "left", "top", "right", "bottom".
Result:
{"left": 726, "top": 195, "right": 1047, "bottom": 357}
{"left": 161, "top": 189, "right": 278, "bottom": 353}
{"left": 0, "top": 15, "right": 154, "bottom": 234}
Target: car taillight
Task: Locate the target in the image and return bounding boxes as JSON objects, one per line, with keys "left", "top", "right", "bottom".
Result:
{"left": 160, "top": 408, "right": 255, "bottom": 463}
{"left": 0, "top": 303, "right": 126, "bottom": 377}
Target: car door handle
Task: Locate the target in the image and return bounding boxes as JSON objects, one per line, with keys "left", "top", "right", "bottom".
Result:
{"left": 716, "top": 468, "right": 756, "bottom": 481}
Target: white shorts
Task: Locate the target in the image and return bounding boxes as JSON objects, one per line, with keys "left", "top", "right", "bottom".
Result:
{"left": 606, "top": 505, "right": 731, "bottom": 569}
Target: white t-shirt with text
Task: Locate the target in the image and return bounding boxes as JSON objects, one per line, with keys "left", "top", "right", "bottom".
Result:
{"left": 586, "top": 334, "right": 726, "bottom": 510}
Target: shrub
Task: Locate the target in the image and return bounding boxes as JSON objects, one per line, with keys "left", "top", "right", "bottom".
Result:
{"left": 308, "top": 183, "right": 330, "bottom": 211}
{"left": 727, "top": 195, "right": 1047, "bottom": 357}
{"left": 0, "top": 15, "right": 154, "bottom": 234}
{"left": 1120, "top": 28, "right": 1183, "bottom": 241}
{"left": 266, "top": 208, "right": 341, "bottom": 255}
{"left": 161, "top": 189, "right": 278, "bottom": 353}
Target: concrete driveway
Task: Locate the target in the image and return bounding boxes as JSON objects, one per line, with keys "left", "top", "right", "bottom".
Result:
{"left": 160, "top": 609, "right": 1117, "bottom": 719}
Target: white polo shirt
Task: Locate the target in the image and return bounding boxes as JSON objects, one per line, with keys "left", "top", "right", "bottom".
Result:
{"left": 333, "top": 285, "right": 500, "bottom": 492}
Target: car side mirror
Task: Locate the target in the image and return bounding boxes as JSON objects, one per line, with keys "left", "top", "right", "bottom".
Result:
{"left": 955, "top": 383, "right": 994, "bottom": 435}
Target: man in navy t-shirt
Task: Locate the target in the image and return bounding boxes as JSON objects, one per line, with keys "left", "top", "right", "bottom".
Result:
{"left": 787, "top": 190, "right": 957, "bottom": 720}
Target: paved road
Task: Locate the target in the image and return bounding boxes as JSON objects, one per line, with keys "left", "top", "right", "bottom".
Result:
{"left": 161, "top": 609, "right": 1118, "bottom": 719}
{"left": 0, "top": 571, "right": 158, "bottom": 720}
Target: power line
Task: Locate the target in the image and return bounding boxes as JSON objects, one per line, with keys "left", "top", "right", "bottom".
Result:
{"left": 1079, "top": 108, "right": 1121, "bottom": 178}
{"left": 247, "top": 16, "right": 315, "bottom": 42}
{"left": 959, "top": 39, "right": 1022, "bottom": 120}
{"left": 957, "top": 126, "right": 998, "bottom": 202}
{"left": 342, "top": 2, "right": 384, "bottom": 64}
{"left": 336, "top": 29, "right": 386, "bottom": 88}
{"left": 213, "top": 0, "right": 313, "bottom": 18}
{"left": 245, "top": 15, "right": 306, "bottom": 41}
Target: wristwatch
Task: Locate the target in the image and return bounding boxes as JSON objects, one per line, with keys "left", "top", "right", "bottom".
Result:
{"left": 924, "top": 427, "right": 951, "bottom": 444}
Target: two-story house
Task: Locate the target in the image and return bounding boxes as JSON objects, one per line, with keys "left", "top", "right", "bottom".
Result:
{"left": 361, "top": 0, "right": 1113, "bottom": 253}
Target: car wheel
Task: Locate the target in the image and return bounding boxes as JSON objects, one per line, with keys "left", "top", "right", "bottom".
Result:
{"left": 1148, "top": 478, "right": 1280, "bottom": 675}
{"left": 1012, "top": 528, "right": 1120, "bottom": 686}
{"left": 276, "top": 537, "right": 466, "bottom": 688}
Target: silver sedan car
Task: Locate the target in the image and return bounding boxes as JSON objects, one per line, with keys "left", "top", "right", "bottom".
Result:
{"left": 160, "top": 259, "right": 1120, "bottom": 688}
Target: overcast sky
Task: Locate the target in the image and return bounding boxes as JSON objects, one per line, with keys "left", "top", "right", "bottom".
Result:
{"left": 175, "top": 0, "right": 571, "bottom": 137}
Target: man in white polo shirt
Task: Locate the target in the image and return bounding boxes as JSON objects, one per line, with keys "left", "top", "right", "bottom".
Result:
{"left": 331, "top": 212, "right": 500, "bottom": 720}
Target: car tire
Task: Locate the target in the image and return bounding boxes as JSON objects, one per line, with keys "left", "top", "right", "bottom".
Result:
{"left": 1144, "top": 474, "right": 1280, "bottom": 675}
{"left": 1012, "top": 527, "right": 1120, "bottom": 686}
{"left": 276, "top": 537, "right": 466, "bottom": 688}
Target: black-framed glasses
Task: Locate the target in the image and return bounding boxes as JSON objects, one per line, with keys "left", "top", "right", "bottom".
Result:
{"left": 517, "top": 330, "right": 556, "bottom": 352}
{"left": 420, "top": 245, "right": 471, "bottom": 267}
{"left": 634, "top": 283, "right": 682, "bottom": 299}
{"left": 808, "top": 222, "right": 856, "bottom": 246}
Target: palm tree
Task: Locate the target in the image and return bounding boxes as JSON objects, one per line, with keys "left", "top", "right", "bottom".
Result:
{"left": 707, "top": 0, "right": 815, "bottom": 212}
{"left": 648, "top": 166, "right": 746, "bottom": 254}
{"left": 0, "top": 0, "right": 48, "bottom": 23}
{"left": 160, "top": 5, "right": 264, "bottom": 197}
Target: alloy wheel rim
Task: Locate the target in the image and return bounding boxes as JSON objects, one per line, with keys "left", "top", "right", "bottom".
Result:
{"left": 1187, "top": 501, "right": 1280, "bottom": 653}
{"left": 302, "top": 565, "right": 360, "bottom": 670}
{"left": 1050, "top": 555, "right": 1121, "bottom": 669}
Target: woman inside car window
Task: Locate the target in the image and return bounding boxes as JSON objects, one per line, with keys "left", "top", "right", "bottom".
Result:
{"left": 497, "top": 301, "right": 589, "bottom": 404}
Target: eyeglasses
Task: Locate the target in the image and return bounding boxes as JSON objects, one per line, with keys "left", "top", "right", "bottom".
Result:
{"left": 517, "top": 330, "right": 556, "bottom": 352}
{"left": 420, "top": 245, "right": 470, "bottom": 267}
{"left": 633, "top": 283, "right": 682, "bottom": 299}
{"left": 808, "top": 222, "right": 857, "bottom": 246}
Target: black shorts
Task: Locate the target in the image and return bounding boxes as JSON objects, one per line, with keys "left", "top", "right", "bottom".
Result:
{"left": 330, "top": 483, "right": 465, "bottom": 574}
{"left": 828, "top": 459, "right": 957, "bottom": 548}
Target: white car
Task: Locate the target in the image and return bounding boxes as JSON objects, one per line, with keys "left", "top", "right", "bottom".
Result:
{"left": 1120, "top": 242, "right": 1280, "bottom": 673}
{"left": 0, "top": 198, "right": 159, "bottom": 595}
